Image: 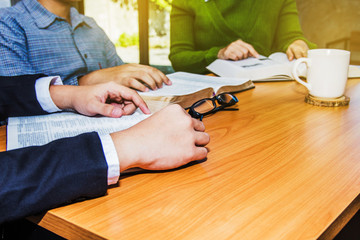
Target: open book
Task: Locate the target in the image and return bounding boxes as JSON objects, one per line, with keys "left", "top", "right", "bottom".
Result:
{"left": 207, "top": 52, "right": 360, "bottom": 81}
{"left": 7, "top": 110, "right": 149, "bottom": 150}
{"left": 139, "top": 72, "right": 254, "bottom": 112}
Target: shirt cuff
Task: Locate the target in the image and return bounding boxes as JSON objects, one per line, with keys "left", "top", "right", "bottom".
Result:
{"left": 99, "top": 134, "right": 120, "bottom": 185}
{"left": 35, "top": 76, "right": 63, "bottom": 113}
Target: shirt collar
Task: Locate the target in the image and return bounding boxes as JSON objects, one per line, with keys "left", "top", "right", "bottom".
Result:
{"left": 22, "top": 0, "right": 91, "bottom": 29}
{"left": 70, "top": 7, "right": 90, "bottom": 29}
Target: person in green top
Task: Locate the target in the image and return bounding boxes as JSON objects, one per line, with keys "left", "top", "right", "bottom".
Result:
{"left": 169, "top": 0, "right": 317, "bottom": 74}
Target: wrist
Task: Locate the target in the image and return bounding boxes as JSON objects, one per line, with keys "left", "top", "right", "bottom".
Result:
{"left": 78, "top": 70, "right": 101, "bottom": 85}
{"left": 49, "top": 85, "right": 75, "bottom": 110}
{"left": 110, "top": 131, "right": 139, "bottom": 172}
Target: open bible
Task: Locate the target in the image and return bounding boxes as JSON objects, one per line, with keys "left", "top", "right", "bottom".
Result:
{"left": 207, "top": 52, "right": 360, "bottom": 81}
{"left": 139, "top": 72, "right": 254, "bottom": 112}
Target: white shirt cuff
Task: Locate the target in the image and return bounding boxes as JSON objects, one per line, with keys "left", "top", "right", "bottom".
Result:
{"left": 35, "top": 76, "right": 63, "bottom": 113}
{"left": 99, "top": 134, "right": 120, "bottom": 185}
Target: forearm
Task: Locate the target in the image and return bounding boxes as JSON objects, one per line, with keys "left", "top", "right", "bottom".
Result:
{"left": 169, "top": 47, "right": 221, "bottom": 73}
{"left": 77, "top": 69, "right": 102, "bottom": 85}
{"left": 169, "top": 0, "right": 220, "bottom": 73}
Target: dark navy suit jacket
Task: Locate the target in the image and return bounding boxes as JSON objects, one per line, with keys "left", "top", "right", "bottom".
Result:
{"left": 0, "top": 75, "right": 108, "bottom": 224}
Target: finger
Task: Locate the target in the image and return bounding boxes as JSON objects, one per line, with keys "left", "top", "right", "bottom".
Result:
{"left": 132, "top": 71, "right": 158, "bottom": 90}
{"left": 294, "top": 50, "right": 303, "bottom": 59}
{"left": 146, "top": 70, "right": 165, "bottom": 89}
{"left": 235, "top": 40, "right": 259, "bottom": 58}
{"left": 163, "top": 75, "right": 172, "bottom": 85}
{"left": 244, "top": 44, "right": 259, "bottom": 58}
{"left": 228, "top": 52, "right": 240, "bottom": 61}
{"left": 121, "top": 103, "right": 137, "bottom": 115}
{"left": 110, "top": 105, "right": 125, "bottom": 118}
{"left": 237, "top": 46, "right": 250, "bottom": 59}
{"left": 286, "top": 49, "right": 294, "bottom": 61}
{"left": 295, "top": 49, "right": 306, "bottom": 59}
{"left": 227, "top": 45, "right": 245, "bottom": 60}
{"left": 126, "top": 78, "right": 149, "bottom": 92}
{"left": 194, "top": 132, "right": 210, "bottom": 146}
{"left": 192, "top": 147, "right": 208, "bottom": 161}
{"left": 115, "top": 86, "right": 151, "bottom": 114}
{"left": 147, "top": 67, "right": 171, "bottom": 87}
{"left": 224, "top": 47, "right": 243, "bottom": 60}
{"left": 92, "top": 101, "right": 124, "bottom": 118}
{"left": 193, "top": 118, "right": 205, "bottom": 132}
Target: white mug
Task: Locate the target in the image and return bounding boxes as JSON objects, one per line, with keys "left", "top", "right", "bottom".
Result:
{"left": 292, "top": 49, "right": 350, "bottom": 98}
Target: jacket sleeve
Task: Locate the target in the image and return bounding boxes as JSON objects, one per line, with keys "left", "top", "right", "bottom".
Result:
{"left": 272, "top": 0, "right": 317, "bottom": 53}
{"left": 0, "top": 132, "right": 108, "bottom": 224}
{"left": 0, "top": 75, "right": 49, "bottom": 121}
{"left": 169, "top": 0, "right": 222, "bottom": 74}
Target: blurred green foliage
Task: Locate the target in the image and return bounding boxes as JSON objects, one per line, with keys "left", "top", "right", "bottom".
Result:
{"left": 111, "top": 0, "right": 172, "bottom": 11}
{"left": 115, "top": 33, "right": 139, "bottom": 47}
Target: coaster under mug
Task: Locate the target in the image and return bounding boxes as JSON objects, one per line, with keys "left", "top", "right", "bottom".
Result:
{"left": 304, "top": 94, "right": 350, "bottom": 107}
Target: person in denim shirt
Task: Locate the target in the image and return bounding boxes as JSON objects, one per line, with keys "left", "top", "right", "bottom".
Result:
{"left": 0, "top": 0, "right": 170, "bottom": 91}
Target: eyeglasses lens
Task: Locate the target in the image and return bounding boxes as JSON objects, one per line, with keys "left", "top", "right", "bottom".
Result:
{"left": 217, "top": 94, "right": 236, "bottom": 105}
{"left": 193, "top": 99, "right": 215, "bottom": 114}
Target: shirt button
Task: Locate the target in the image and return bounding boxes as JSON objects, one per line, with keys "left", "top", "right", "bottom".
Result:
{"left": 84, "top": 54, "right": 88, "bottom": 59}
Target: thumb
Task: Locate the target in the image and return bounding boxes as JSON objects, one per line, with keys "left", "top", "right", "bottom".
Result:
{"left": 91, "top": 101, "right": 124, "bottom": 118}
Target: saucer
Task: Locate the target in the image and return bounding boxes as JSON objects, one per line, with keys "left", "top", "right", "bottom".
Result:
{"left": 304, "top": 94, "right": 350, "bottom": 107}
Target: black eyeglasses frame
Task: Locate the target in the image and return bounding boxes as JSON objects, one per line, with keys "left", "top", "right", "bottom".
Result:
{"left": 186, "top": 93, "right": 239, "bottom": 120}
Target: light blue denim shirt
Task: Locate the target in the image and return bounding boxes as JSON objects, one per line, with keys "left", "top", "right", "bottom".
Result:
{"left": 0, "top": 0, "right": 123, "bottom": 85}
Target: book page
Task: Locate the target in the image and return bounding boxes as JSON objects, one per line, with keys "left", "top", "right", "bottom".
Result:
{"left": 7, "top": 110, "right": 149, "bottom": 150}
{"left": 268, "top": 52, "right": 291, "bottom": 63}
{"left": 140, "top": 72, "right": 249, "bottom": 97}
{"left": 207, "top": 55, "right": 293, "bottom": 81}
{"left": 348, "top": 65, "right": 360, "bottom": 78}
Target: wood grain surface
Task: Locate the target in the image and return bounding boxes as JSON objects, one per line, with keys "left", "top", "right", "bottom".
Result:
{"left": 3, "top": 80, "right": 360, "bottom": 239}
{"left": 0, "top": 126, "right": 6, "bottom": 152}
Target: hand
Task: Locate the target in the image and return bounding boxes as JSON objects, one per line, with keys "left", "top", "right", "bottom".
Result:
{"left": 111, "top": 104, "right": 210, "bottom": 172}
{"left": 286, "top": 39, "right": 309, "bottom": 61}
{"left": 49, "top": 82, "right": 151, "bottom": 117}
{"left": 217, "top": 39, "right": 259, "bottom": 61}
{"left": 78, "top": 63, "right": 172, "bottom": 92}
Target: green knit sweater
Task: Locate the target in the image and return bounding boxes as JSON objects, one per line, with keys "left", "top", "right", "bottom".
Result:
{"left": 169, "top": 0, "right": 316, "bottom": 74}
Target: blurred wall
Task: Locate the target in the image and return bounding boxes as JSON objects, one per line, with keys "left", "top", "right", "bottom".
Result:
{"left": 297, "top": 0, "right": 360, "bottom": 48}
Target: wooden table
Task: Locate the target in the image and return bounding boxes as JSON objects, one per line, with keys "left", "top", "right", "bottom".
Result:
{"left": 1, "top": 80, "right": 360, "bottom": 239}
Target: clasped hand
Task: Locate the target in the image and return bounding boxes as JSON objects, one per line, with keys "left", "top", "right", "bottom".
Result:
{"left": 78, "top": 63, "right": 172, "bottom": 92}
{"left": 50, "top": 81, "right": 151, "bottom": 117}
{"left": 50, "top": 82, "right": 210, "bottom": 173}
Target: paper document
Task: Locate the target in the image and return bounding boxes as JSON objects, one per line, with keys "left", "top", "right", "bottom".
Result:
{"left": 7, "top": 110, "right": 149, "bottom": 150}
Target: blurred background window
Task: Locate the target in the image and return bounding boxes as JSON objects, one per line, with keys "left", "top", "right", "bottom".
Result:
{"left": 6, "top": 0, "right": 360, "bottom": 68}
{"left": 0, "top": 0, "right": 10, "bottom": 8}
{"left": 85, "top": 0, "right": 173, "bottom": 73}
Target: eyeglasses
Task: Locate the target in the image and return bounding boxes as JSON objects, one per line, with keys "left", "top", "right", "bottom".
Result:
{"left": 186, "top": 93, "right": 239, "bottom": 120}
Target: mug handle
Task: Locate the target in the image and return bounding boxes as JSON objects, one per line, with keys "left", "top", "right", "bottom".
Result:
{"left": 292, "top": 58, "right": 312, "bottom": 91}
